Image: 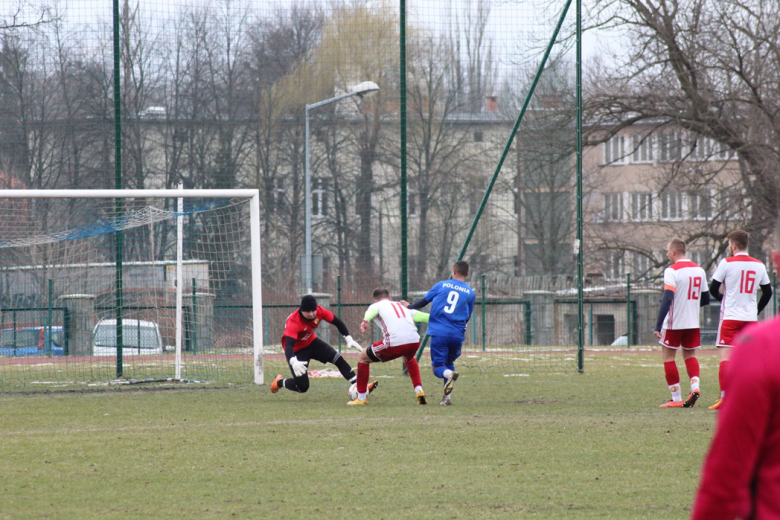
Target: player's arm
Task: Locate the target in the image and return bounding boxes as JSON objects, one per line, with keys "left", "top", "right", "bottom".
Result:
{"left": 360, "top": 306, "right": 379, "bottom": 334}
{"left": 709, "top": 260, "right": 727, "bottom": 302}
{"left": 654, "top": 289, "right": 674, "bottom": 333}
{"left": 410, "top": 310, "right": 429, "bottom": 323}
{"left": 283, "top": 336, "right": 308, "bottom": 376}
{"left": 700, "top": 289, "right": 710, "bottom": 307}
{"left": 325, "top": 311, "right": 361, "bottom": 350}
{"left": 406, "top": 296, "right": 431, "bottom": 310}
{"left": 758, "top": 283, "right": 773, "bottom": 314}
{"left": 708, "top": 279, "right": 723, "bottom": 301}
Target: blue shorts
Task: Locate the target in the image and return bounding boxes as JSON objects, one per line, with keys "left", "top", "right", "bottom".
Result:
{"left": 430, "top": 335, "right": 463, "bottom": 367}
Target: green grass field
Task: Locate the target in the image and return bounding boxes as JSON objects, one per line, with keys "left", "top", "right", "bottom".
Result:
{"left": 0, "top": 350, "right": 719, "bottom": 519}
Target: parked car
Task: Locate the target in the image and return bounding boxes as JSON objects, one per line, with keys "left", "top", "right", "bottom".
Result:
{"left": 0, "top": 326, "right": 64, "bottom": 357}
{"left": 92, "top": 319, "right": 163, "bottom": 356}
{"left": 611, "top": 333, "right": 628, "bottom": 347}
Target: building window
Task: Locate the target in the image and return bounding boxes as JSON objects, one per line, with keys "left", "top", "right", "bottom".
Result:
{"left": 718, "top": 188, "right": 745, "bottom": 221}
{"left": 603, "top": 193, "right": 624, "bottom": 222}
{"left": 630, "top": 192, "right": 653, "bottom": 221}
{"left": 603, "top": 135, "right": 625, "bottom": 165}
{"left": 271, "top": 177, "right": 286, "bottom": 213}
{"left": 632, "top": 134, "right": 653, "bottom": 163}
{"left": 473, "top": 131, "right": 484, "bottom": 143}
{"left": 632, "top": 252, "right": 654, "bottom": 277}
{"left": 604, "top": 251, "right": 625, "bottom": 280}
{"left": 659, "top": 191, "right": 683, "bottom": 220}
{"left": 312, "top": 178, "right": 328, "bottom": 218}
{"left": 688, "top": 190, "right": 712, "bottom": 220}
{"left": 408, "top": 191, "right": 418, "bottom": 217}
{"left": 688, "top": 250, "right": 710, "bottom": 267}
{"left": 659, "top": 132, "right": 682, "bottom": 162}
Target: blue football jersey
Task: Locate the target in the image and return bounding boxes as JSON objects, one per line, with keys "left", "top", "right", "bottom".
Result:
{"left": 424, "top": 279, "right": 476, "bottom": 338}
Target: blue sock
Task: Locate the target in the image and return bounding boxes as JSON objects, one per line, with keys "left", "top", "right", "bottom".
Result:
{"left": 433, "top": 366, "right": 448, "bottom": 379}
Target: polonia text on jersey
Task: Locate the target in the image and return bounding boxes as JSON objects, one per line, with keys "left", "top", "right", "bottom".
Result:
{"left": 442, "top": 283, "right": 472, "bottom": 293}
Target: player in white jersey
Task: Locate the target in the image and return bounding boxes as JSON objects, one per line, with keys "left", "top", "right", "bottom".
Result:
{"left": 653, "top": 238, "right": 711, "bottom": 409}
{"left": 347, "top": 288, "right": 430, "bottom": 406}
{"left": 707, "top": 230, "right": 773, "bottom": 410}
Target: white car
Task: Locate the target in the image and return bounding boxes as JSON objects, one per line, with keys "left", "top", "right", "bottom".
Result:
{"left": 92, "top": 319, "right": 164, "bottom": 356}
{"left": 610, "top": 333, "right": 629, "bottom": 347}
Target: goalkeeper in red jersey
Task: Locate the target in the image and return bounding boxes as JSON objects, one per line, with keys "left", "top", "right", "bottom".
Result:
{"left": 347, "top": 288, "right": 430, "bottom": 406}
{"left": 270, "top": 295, "right": 376, "bottom": 395}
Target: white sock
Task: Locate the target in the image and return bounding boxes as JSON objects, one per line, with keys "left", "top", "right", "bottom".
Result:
{"left": 414, "top": 386, "right": 423, "bottom": 393}
{"left": 358, "top": 392, "right": 367, "bottom": 401}
{"left": 669, "top": 384, "right": 682, "bottom": 402}
{"left": 442, "top": 369, "right": 454, "bottom": 379}
{"left": 690, "top": 377, "right": 700, "bottom": 392}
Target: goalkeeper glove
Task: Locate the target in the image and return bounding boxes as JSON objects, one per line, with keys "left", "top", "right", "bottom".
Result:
{"left": 289, "top": 356, "right": 308, "bottom": 377}
{"left": 344, "top": 335, "right": 362, "bottom": 350}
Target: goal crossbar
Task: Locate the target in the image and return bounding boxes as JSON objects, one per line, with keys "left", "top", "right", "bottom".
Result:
{"left": 0, "top": 189, "right": 265, "bottom": 385}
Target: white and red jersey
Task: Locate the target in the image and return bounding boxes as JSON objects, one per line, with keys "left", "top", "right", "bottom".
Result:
{"left": 712, "top": 253, "right": 770, "bottom": 322}
{"left": 364, "top": 300, "right": 422, "bottom": 347}
{"left": 662, "top": 259, "right": 709, "bottom": 330}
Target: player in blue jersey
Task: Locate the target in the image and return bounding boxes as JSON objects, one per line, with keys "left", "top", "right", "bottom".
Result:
{"left": 403, "top": 261, "right": 476, "bottom": 406}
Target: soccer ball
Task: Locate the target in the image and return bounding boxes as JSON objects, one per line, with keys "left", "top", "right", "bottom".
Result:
{"left": 348, "top": 383, "right": 359, "bottom": 401}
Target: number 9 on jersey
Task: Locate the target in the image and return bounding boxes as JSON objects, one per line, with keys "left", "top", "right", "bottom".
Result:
{"left": 444, "top": 291, "right": 459, "bottom": 314}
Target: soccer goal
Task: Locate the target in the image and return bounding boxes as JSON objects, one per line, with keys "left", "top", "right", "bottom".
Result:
{"left": 0, "top": 189, "right": 263, "bottom": 389}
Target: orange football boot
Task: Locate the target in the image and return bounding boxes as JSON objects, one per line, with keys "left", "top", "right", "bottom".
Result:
{"left": 660, "top": 400, "right": 684, "bottom": 408}
{"left": 270, "top": 374, "right": 284, "bottom": 393}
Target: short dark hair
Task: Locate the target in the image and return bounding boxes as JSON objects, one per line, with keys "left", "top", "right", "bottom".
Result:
{"left": 668, "top": 238, "right": 686, "bottom": 255}
{"left": 453, "top": 261, "right": 469, "bottom": 276}
{"left": 372, "top": 287, "right": 390, "bottom": 300}
{"left": 727, "top": 230, "right": 749, "bottom": 251}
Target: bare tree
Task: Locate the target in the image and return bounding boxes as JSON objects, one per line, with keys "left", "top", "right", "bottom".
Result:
{"left": 585, "top": 0, "right": 780, "bottom": 259}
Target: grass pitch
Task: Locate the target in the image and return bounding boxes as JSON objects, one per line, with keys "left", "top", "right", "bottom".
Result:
{"left": 0, "top": 350, "right": 718, "bottom": 519}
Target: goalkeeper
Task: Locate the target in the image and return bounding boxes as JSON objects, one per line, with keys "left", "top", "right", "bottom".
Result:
{"left": 271, "top": 295, "right": 376, "bottom": 395}
{"left": 348, "top": 288, "right": 429, "bottom": 406}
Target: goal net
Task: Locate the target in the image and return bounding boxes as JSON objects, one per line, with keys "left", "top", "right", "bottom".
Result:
{"left": 0, "top": 190, "right": 263, "bottom": 389}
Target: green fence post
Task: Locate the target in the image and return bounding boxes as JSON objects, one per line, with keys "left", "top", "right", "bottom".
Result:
{"left": 337, "top": 275, "right": 342, "bottom": 353}
{"left": 263, "top": 311, "right": 270, "bottom": 347}
{"left": 589, "top": 303, "right": 593, "bottom": 346}
{"left": 481, "top": 274, "right": 486, "bottom": 352}
{"left": 626, "top": 273, "right": 631, "bottom": 349}
{"left": 191, "top": 278, "right": 198, "bottom": 354}
{"left": 524, "top": 302, "right": 532, "bottom": 345}
{"left": 12, "top": 309, "right": 17, "bottom": 354}
{"left": 46, "top": 279, "right": 53, "bottom": 356}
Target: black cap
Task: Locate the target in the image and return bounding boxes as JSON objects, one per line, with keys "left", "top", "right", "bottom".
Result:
{"left": 300, "top": 295, "right": 318, "bottom": 312}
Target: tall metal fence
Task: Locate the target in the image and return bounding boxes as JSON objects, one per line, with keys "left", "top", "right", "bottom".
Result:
{"left": 2, "top": 0, "right": 772, "bottom": 387}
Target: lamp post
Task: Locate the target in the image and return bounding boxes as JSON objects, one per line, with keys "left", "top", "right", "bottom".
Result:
{"left": 304, "top": 81, "right": 379, "bottom": 295}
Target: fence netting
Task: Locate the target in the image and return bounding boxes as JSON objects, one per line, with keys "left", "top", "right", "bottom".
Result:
{"left": 4, "top": 0, "right": 726, "bottom": 388}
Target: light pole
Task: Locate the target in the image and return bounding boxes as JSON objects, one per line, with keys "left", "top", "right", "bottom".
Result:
{"left": 304, "top": 81, "right": 379, "bottom": 295}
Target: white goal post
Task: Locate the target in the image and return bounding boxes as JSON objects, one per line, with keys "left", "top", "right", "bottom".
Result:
{"left": 0, "top": 189, "right": 265, "bottom": 385}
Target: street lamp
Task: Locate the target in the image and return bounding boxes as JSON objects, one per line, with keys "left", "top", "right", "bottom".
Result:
{"left": 304, "top": 81, "right": 380, "bottom": 295}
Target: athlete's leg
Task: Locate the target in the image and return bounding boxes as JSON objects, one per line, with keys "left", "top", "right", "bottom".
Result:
{"left": 308, "top": 338, "right": 357, "bottom": 385}
{"left": 280, "top": 348, "right": 312, "bottom": 393}
{"left": 430, "top": 336, "right": 450, "bottom": 380}
{"left": 662, "top": 344, "right": 683, "bottom": 404}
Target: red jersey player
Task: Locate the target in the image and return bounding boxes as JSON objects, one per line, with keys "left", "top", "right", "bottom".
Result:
{"left": 691, "top": 241, "right": 780, "bottom": 520}
{"left": 270, "top": 295, "right": 377, "bottom": 396}
{"left": 653, "top": 238, "right": 710, "bottom": 408}
{"left": 707, "top": 230, "right": 772, "bottom": 410}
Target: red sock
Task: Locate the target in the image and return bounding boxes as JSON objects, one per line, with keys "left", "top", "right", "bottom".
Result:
{"left": 719, "top": 360, "right": 729, "bottom": 395}
{"left": 663, "top": 361, "right": 680, "bottom": 386}
{"left": 684, "top": 357, "right": 700, "bottom": 380}
{"left": 357, "top": 362, "right": 370, "bottom": 394}
{"left": 405, "top": 358, "right": 422, "bottom": 388}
